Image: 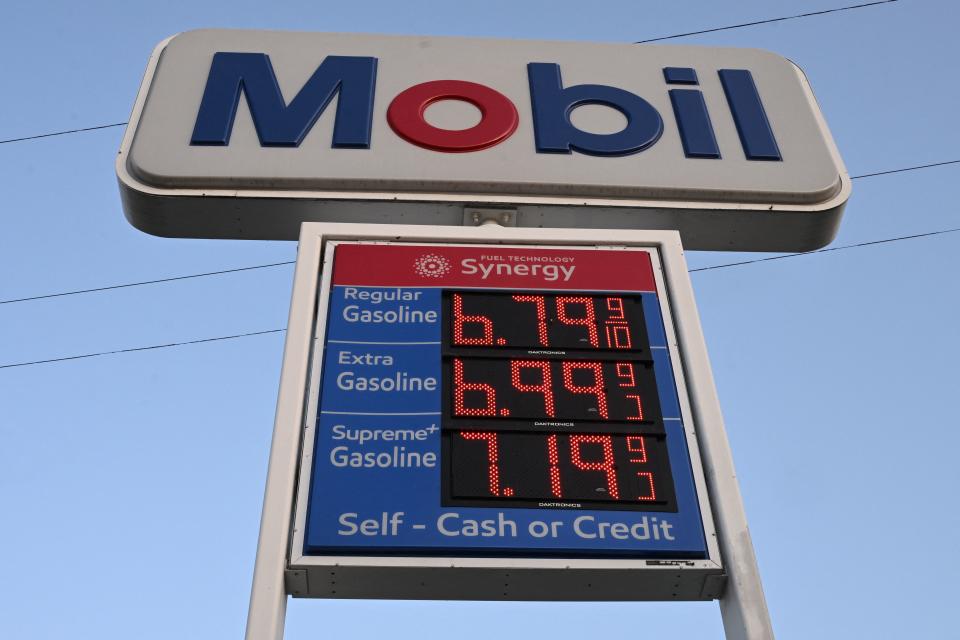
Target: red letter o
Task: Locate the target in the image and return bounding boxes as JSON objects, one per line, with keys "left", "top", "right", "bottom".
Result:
{"left": 387, "top": 80, "right": 518, "bottom": 152}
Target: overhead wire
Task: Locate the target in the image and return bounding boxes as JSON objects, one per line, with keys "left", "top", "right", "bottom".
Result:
{"left": 689, "top": 227, "right": 960, "bottom": 273}
{"left": 0, "top": 329, "right": 285, "bottom": 370}
{"left": 635, "top": 0, "right": 898, "bottom": 43}
{"left": 0, "top": 260, "right": 296, "bottom": 305}
{"left": 0, "top": 0, "right": 931, "bottom": 370}
{"left": 0, "top": 122, "right": 127, "bottom": 145}
{"left": 1, "top": 157, "right": 958, "bottom": 307}
{"left": 0, "top": 1, "right": 899, "bottom": 146}
{"left": 2, "top": 223, "right": 957, "bottom": 370}
{"left": 850, "top": 159, "right": 960, "bottom": 180}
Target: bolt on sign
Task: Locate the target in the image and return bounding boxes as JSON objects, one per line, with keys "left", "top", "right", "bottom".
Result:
{"left": 116, "top": 30, "right": 849, "bottom": 251}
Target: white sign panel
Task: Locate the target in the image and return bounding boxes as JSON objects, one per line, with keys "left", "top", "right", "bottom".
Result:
{"left": 117, "top": 30, "right": 850, "bottom": 251}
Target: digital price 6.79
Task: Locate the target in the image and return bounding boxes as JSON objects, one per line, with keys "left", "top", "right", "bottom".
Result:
{"left": 444, "top": 292, "right": 651, "bottom": 354}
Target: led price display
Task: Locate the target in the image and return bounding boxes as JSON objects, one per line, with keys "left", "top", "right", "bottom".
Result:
{"left": 442, "top": 289, "right": 676, "bottom": 512}
{"left": 444, "top": 292, "right": 651, "bottom": 354}
{"left": 448, "top": 431, "right": 677, "bottom": 511}
{"left": 447, "top": 357, "right": 662, "bottom": 426}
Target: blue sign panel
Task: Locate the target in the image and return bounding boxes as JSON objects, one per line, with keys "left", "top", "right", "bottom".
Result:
{"left": 304, "top": 244, "right": 707, "bottom": 558}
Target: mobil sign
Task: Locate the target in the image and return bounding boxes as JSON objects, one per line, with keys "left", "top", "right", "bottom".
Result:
{"left": 117, "top": 30, "right": 850, "bottom": 251}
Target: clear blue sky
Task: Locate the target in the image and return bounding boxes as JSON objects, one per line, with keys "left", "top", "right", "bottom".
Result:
{"left": 1, "top": 1, "right": 957, "bottom": 638}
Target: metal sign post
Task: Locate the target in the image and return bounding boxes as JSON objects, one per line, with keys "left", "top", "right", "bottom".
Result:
{"left": 244, "top": 222, "right": 773, "bottom": 640}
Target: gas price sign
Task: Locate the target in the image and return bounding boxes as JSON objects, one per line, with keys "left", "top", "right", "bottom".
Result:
{"left": 300, "top": 242, "right": 710, "bottom": 559}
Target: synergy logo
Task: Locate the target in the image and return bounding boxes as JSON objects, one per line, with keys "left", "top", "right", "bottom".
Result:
{"left": 412, "top": 252, "right": 577, "bottom": 282}
{"left": 461, "top": 255, "right": 576, "bottom": 282}
{"left": 190, "top": 54, "right": 781, "bottom": 161}
{"left": 413, "top": 254, "right": 452, "bottom": 278}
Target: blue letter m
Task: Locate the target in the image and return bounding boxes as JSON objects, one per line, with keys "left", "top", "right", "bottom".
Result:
{"left": 191, "top": 52, "right": 378, "bottom": 148}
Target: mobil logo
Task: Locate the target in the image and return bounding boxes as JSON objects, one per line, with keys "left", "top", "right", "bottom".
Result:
{"left": 190, "top": 53, "right": 780, "bottom": 161}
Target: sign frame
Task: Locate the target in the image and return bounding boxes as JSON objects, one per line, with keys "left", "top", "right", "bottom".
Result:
{"left": 116, "top": 30, "right": 851, "bottom": 252}
{"left": 294, "top": 242, "right": 715, "bottom": 564}
{"left": 246, "top": 222, "right": 772, "bottom": 640}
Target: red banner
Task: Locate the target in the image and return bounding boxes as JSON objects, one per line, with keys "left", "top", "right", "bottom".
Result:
{"left": 331, "top": 243, "right": 656, "bottom": 292}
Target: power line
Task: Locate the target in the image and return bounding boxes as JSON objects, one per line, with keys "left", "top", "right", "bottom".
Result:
{"left": 2, "top": 224, "right": 958, "bottom": 370}
{"left": 0, "top": 260, "right": 295, "bottom": 305}
{"left": 0, "top": 329, "right": 285, "bottom": 370}
{"left": 636, "top": 0, "right": 898, "bottom": 43}
{"left": 1, "top": 153, "right": 958, "bottom": 307}
{"left": 850, "top": 159, "right": 960, "bottom": 180}
{"left": 0, "top": 122, "right": 127, "bottom": 145}
{"left": 690, "top": 227, "right": 960, "bottom": 273}
{"left": 0, "top": 2, "right": 899, "bottom": 147}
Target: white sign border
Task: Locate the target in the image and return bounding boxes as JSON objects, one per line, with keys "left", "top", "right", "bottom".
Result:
{"left": 288, "top": 240, "right": 721, "bottom": 574}
{"left": 244, "top": 222, "right": 773, "bottom": 640}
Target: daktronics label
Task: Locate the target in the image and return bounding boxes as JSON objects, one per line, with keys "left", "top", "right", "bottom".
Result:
{"left": 303, "top": 243, "right": 708, "bottom": 557}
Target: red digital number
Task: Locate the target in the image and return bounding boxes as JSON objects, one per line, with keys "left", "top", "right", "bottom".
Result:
{"left": 615, "top": 362, "right": 636, "bottom": 387}
{"left": 452, "top": 293, "right": 494, "bottom": 345}
{"left": 569, "top": 434, "right": 619, "bottom": 500}
{"left": 547, "top": 434, "right": 563, "bottom": 498}
{"left": 604, "top": 325, "right": 633, "bottom": 349}
{"left": 510, "top": 360, "right": 555, "bottom": 417}
{"left": 616, "top": 362, "right": 644, "bottom": 421}
{"left": 561, "top": 361, "right": 609, "bottom": 419}
{"left": 513, "top": 295, "right": 549, "bottom": 346}
{"left": 457, "top": 432, "right": 660, "bottom": 504}
{"left": 452, "top": 359, "right": 497, "bottom": 416}
{"left": 606, "top": 297, "right": 627, "bottom": 321}
{"left": 635, "top": 473, "right": 656, "bottom": 501}
{"left": 556, "top": 297, "right": 599, "bottom": 347}
{"left": 603, "top": 297, "right": 633, "bottom": 349}
{"left": 626, "top": 436, "right": 656, "bottom": 501}
{"left": 460, "top": 431, "right": 501, "bottom": 496}
{"left": 626, "top": 435, "right": 648, "bottom": 463}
